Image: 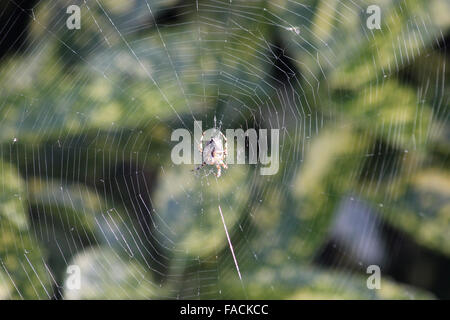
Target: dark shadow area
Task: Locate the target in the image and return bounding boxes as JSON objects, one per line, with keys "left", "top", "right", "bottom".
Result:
{"left": 0, "top": 0, "right": 38, "bottom": 59}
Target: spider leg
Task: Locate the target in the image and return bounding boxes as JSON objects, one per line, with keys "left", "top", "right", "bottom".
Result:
{"left": 219, "top": 131, "right": 227, "bottom": 141}
{"left": 219, "top": 131, "right": 228, "bottom": 156}
{"left": 197, "top": 131, "right": 205, "bottom": 153}
{"left": 193, "top": 162, "right": 206, "bottom": 172}
{"left": 215, "top": 164, "right": 221, "bottom": 178}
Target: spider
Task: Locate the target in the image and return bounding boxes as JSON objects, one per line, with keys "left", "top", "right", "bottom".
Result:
{"left": 194, "top": 130, "right": 228, "bottom": 177}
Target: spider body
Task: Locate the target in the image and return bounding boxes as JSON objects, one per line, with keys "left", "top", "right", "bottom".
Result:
{"left": 195, "top": 130, "right": 228, "bottom": 177}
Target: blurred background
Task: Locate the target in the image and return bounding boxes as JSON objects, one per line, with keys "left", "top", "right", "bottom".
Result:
{"left": 0, "top": 0, "right": 449, "bottom": 299}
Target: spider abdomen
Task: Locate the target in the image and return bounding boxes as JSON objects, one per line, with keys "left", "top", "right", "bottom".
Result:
{"left": 203, "top": 141, "right": 219, "bottom": 165}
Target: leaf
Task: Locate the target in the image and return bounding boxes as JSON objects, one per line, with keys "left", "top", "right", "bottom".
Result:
{"left": 25, "top": 178, "right": 106, "bottom": 292}
{"left": 0, "top": 161, "right": 52, "bottom": 299}
{"left": 219, "top": 263, "right": 434, "bottom": 299}
{"left": 378, "top": 168, "right": 450, "bottom": 256}
{"left": 63, "top": 247, "right": 164, "bottom": 299}
{"left": 152, "top": 165, "right": 251, "bottom": 259}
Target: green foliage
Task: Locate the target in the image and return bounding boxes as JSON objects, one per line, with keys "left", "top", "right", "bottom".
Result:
{"left": 0, "top": 161, "right": 51, "bottom": 299}
{"left": 219, "top": 264, "right": 434, "bottom": 299}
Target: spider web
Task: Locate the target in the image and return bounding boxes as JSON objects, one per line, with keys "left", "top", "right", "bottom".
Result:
{"left": 0, "top": 0, "right": 448, "bottom": 299}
